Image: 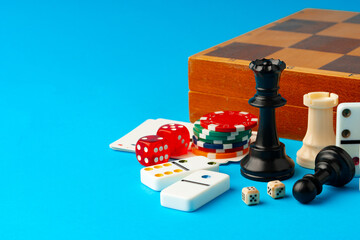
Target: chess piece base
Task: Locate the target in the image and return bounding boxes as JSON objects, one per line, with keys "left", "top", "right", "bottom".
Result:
{"left": 240, "top": 143, "right": 295, "bottom": 182}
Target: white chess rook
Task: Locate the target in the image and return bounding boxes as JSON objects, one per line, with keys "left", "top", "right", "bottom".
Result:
{"left": 297, "top": 92, "right": 339, "bottom": 169}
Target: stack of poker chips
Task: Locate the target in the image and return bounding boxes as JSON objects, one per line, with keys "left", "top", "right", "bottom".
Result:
{"left": 191, "top": 111, "right": 258, "bottom": 159}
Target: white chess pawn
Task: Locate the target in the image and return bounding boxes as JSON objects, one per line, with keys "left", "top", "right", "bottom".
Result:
{"left": 297, "top": 92, "right": 339, "bottom": 169}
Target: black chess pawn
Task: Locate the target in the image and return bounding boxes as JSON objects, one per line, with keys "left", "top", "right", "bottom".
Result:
{"left": 293, "top": 145, "right": 355, "bottom": 204}
{"left": 240, "top": 58, "right": 295, "bottom": 181}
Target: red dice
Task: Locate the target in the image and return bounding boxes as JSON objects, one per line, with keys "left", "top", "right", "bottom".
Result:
{"left": 135, "top": 135, "right": 171, "bottom": 166}
{"left": 156, "top": 124, "right": 190, "bottom": 156}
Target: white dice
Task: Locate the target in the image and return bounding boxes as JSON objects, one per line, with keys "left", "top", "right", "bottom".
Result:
{"left": 242, "top": 187, "right": 260, "bottom": 206}
{"left": 267, "top": 180, "right": 285, "bottom": 199}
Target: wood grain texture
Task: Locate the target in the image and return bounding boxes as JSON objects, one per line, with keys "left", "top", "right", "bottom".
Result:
{"left": 189, "top": 91, "right": 337, "bottom": 141}
{"left": 189, "top": 57, "right": 360, "bottom": 108}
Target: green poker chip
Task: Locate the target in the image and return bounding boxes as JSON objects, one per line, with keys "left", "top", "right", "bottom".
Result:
{"left": 193, "top": 127, "right": 252, "bottom": 142}
{"left": 193, "top": 129, "right": 252, "bottom": 144}
{"left": 193, "top": 120, "right": 251, "bottom": 137}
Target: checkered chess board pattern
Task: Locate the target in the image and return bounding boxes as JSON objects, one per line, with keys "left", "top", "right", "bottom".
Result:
{"left": 203, "top": 9, "right": 360, "bottom": 75}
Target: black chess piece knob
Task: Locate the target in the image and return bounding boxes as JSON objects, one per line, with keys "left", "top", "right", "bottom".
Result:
{"left": 293, "top": 145, "right": 355, "bottom": 204}
{"left": 240, "top": 58, "right": 295, "bottom": 181}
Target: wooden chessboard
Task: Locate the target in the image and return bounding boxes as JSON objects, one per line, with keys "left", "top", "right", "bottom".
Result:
{"left": 188, "top": 8, "right": 360, "bottom": 140}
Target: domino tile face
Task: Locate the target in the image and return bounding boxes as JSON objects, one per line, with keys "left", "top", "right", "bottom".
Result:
{"left": 140, "top": 156, "right": 219, "bottom": 191}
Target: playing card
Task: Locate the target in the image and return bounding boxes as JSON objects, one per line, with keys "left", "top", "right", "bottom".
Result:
{"left": 109, "top": 119, "right": 193, "bottom": 153}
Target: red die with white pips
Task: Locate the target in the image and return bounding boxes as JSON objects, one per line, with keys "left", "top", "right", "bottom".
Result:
{"left": 157, "top": 124, "right": 190, "bottom": 156}
{"left": 135, "top": 135, "right": 171, "bottom": 166}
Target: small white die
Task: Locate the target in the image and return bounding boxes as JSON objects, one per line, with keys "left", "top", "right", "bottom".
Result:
{"left": 242, "top": 187, "right": 260, "bottom": 205}
{"left": 267, "top": 180, "right": 285, "bottom": 199}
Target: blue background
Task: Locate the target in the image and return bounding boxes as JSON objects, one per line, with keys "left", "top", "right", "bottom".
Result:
{"left": 1, "top": 1, "right": 360, "bottom": 239}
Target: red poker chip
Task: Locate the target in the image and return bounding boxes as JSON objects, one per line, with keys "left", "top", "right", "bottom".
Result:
{"left": 200, "top": 111, "right": 258, "bottom": 132}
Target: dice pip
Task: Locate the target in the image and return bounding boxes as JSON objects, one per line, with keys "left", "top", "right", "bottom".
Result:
{"left": 242, "top": 187, "right": 259, "bottom": 206}
{"left": 135, "top": 135, "right": 171, "bottom": 166}
{"left": 267, "top": 180, "right": 285, "bottom": 199}
{"left": 157, "top": 124, "right": 190, "bottom": 156}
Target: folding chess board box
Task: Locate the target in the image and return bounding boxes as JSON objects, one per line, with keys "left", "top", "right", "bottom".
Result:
{"left": 188, "top": 8, "right": 360, "bottom": 140}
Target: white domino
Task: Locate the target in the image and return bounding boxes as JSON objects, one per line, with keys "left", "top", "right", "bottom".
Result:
{"left": 140, "top": 156, "right": 219, "bottom": 191}
{"left": 160, "top": 170, "right": 230, "bottom": 212}
{"left": 336, "top": 103, "right": 360, "bottom": 178}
